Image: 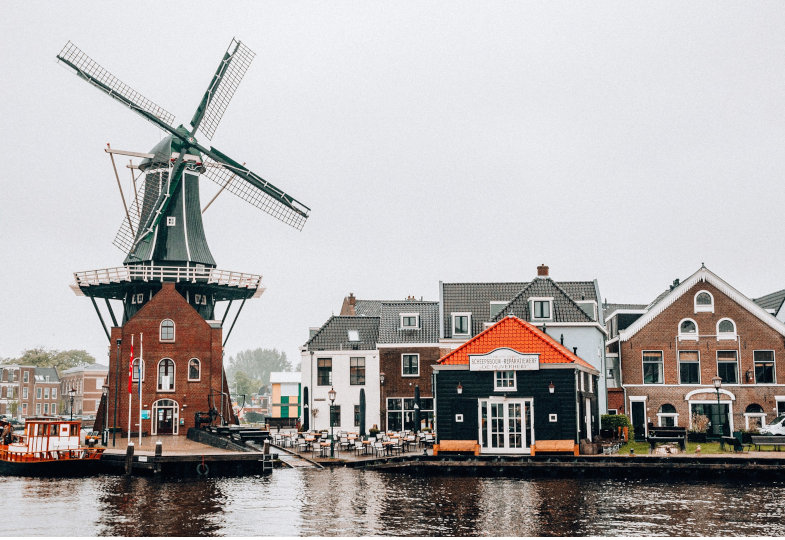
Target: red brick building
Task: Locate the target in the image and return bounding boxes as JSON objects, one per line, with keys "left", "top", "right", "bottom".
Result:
{"left": 106, "top": 283, "right": 233, "bottom": 436}
{"left": 614, "top": 266, "right": 785, "bottom": 440}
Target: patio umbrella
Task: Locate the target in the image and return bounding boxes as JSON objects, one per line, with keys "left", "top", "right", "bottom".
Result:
{"left": 413, "top": 384, "right": 421, "bottom": 434}
{"left": 302, "top": 387, "right": 309, "bottom": 431}
{"left": 359, "top": 388, "right": 366, "bottom": 437}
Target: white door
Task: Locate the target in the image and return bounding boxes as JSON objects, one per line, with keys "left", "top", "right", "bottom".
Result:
{"left": 479, "top": 397, "right": 533, "bottom": 454}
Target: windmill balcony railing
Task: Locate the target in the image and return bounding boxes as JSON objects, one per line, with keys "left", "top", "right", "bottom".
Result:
{"left": 73, "top": 265, "right": 263, "bottom": 290}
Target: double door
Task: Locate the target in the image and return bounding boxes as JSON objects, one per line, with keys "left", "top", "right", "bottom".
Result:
{"left": 479, "top": 398, "right": 533, "bottom": 454}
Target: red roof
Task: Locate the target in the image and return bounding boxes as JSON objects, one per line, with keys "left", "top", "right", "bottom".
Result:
{"left": 438, "top": 316, "right": 595, "bottom": 370}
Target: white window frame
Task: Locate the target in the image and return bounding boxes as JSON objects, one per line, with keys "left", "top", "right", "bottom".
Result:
{"left": 159, "top": 319, "right": 175, "bottom": 342}
{"left": 166, "top": 216, "right": 176, "bottom": 227}
{"left": 716, "top": 318, "right": 737, "bottom": 341}
{"left": 132, "top": 358, "right": 145, "bottom": 382}
{"left": 35, "top": 403, "right": 41, "bottom": 415}
{"left": 530, "top": 297, "right": 553, "bottom": 321}
{"left": 401, "top": 353, "right": 420, "bottom": 377}
{"left": 717, "top": 350, "right": 739, "bottom": 385}
{"left": 753, "top": 350, "right": 776, "bottom": 384}
{"left": 52, "top": 388, "right": 57, "bottom": 399}
{"left": 694, "top": 290, "right": 714, "bottom": 313}
{"left": 642, "top": 350, "right": 664, "bottom": 384}
{"left": 678, "top": 318, "right": 699, "bottom": 341}
{"left": 656, "top": 404, "right": 679, "bottom": 427}
{"left": 678, "top": 350, "right": 701, "bottom": 385}
{"left": 577, "top": 300, "right": 598, "bottom": 320}
{"left": 51, "top": 404, "right": 57, "bottom": 415}
{"left": 36, "top": 388, "right": 42, "bottom": 399}
{"left": 23, "top": 372, "right": 28, "bottom": 383}
{"left": 347, "top": 330, "right": 360, "bottom": 342}
{"left": 187, "top": 358, "right": 201, "bottom": 382}
{"left": 494, "top": 370, "right": 517, "bottom": 391}
{"left": 452, "top": 312, "right": 471, "bottom": 337}
{"left": 400, "top": 313, "right": 420, "bottom": 330}
{"left": 44, "top": 388, "right": 49, "bottom": 399}
{"left": 157, "top": 358, "right": 176, "bottom": 392}
{"left": 489, "top": 301, "right": 507, "bottom": 320}
{"left": 22, "top": 387, "right": 28, "bottom": 400}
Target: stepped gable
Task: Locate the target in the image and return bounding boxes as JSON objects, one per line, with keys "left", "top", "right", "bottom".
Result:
{"left": 305, "top": 316, "right": 380, "bottom": 351}
{"left": 438, "top": 316, "right": 594, "bottom": 369}
{"left": 378, "top": 301, "right": 439, "bottom": 344}
{"left": 493, "top": 277, "right": 594, "bottom": 323}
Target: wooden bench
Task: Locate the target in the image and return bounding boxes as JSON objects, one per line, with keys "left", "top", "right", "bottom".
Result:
{"left": 751, "top": 435, "right": 785, "bottom": 451}
{"left": 432, "top": 440, "right": 480, "bottom": 456}
{"left": 530, "top": 440, "right": 579, "bottom": 456}
{"left": 646, "top": 427, "right": 687, "bottom": 451}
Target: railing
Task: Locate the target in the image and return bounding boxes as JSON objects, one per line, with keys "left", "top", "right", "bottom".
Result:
{"left": 73, "top": 265, "right": 263, "bottom": 291}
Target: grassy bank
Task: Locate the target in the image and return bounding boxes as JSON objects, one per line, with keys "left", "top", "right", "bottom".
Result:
{"left": 617, "top": 441, "right": 731, "bottom": 455}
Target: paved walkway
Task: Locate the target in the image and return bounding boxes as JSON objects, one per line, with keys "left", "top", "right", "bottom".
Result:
{"left": 102, "top": 435, "right": 243, "bottom": 456}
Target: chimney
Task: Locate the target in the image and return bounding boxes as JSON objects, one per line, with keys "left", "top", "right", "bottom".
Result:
{"left": 349, "top": 292, "right": 356, "bottom": 306}
{"left": 537, "top": 264, "right": 549, "bottom": 277}
{"left": 340, "top": 293, "right": 357, "bottom": 316}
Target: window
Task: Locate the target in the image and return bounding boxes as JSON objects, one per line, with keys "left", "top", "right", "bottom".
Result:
{"left": 44, "top": 403, "right": 49, "bottom": 414}
{"left": 188, "top": 359, "right": 201, "bottom": 381}
{"left": 22, "top": 388, "right": 27, "bottom": 400}
{"left": 678, "top": 319, "right": 698, "bottom": 340}
{"left": 23, "top": 372, "right": 28, "bottom": 383}
{"left": 51, "top": 404, "right": 57, "bottom": 415}
{"left": 494, "top": 370, "right": 516, "bottom": 391}
{"left": 160, "top": 319, "right": 175, "bottom": 342}
{"left": 717, "top": 350, "right": 738, "bottom": 384}
{"left": 166, "top": 216, "right": 176, "bottom": 226}
{"left": 754, "top": 350, "right": 775, "bottom": 384}
{"left": 347, "top": 330, "right": 360, "bottom": 342}
{"left": 157, "top": 358, "right": 175, "bottom": 391}
{"left": 717, "top": 319, "right": 737, "bottom": 340}
{"left": 330, "top": 405, "right": 341, "bottom": 426}
{"left": 588, "top": 374, "right": 593, "bottom": 393}
{"left": 350, "top": 357, "right": 365, "bottom": 385}
{"left": 36, "top": 388, "right": 42, "bottom": 399}
{"left": 745, "top": 403, "right": 766, "bottom": 430}
{"left": 679, "top": 351, "right": 700, "bottom": 384}
{"left": 532, "top": 300, "right": 552, "bottom": 320}
{"left": 452, "top": 313, "right": 471, "bottom": 336}
{"left": 402, "top": 354, "right": 419, "bottom": 377}
{"left": 694, "top": 291, "right": 714, "bottom": 313}
{"left": 643, "top": 351, "right": 664, "bottom": 384}
{"left": 44, "top": 388, "right": 49, "bottom": 399}
{"left": 387, "top": 397, "right": 434, "bottom": 431}
{"left": 51, "top": 388, "right": 57, "bottom": 399}
{"left": 658, "top": 404, "right": 678, "bottom": 427}
{"left": 489, "top": 301, "right": 507, "bottom": 320}
{"left": 577, "top": 301, "right": 597, "bottom": 321}
{"left": 132, "top": 358, "right": 145, "bottom": 382}
{"left": 400, "top": 313, "right": 420, "bottom": 329}
{"left": 317, "top": 358, "right": 332, "bottom": 386}
{"left": 35, "top": 403, "right": 41, "bottom": 415}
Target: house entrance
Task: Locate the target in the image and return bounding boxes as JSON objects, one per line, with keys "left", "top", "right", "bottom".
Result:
{"left": 631, "top": 400, "right": 646, "bottom": 441}
{"left": 152, "top": 399, "right": 179, "bottom": 435}
{"left": 478, "top": 398, "right": 533, "bottom": 454}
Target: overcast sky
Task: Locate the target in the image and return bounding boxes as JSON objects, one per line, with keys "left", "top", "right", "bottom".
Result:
{"left": 2, "top": 2, "right": 785, "bottom": 368}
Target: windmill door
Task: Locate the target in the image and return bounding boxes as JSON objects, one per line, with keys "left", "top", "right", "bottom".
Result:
{"left": 152, "top": 399, "right": 179, "bottom": 435}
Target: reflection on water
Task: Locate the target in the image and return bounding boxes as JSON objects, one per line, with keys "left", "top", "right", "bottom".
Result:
{"left": 1, "top": 469, "right": 784, "bottom": 536}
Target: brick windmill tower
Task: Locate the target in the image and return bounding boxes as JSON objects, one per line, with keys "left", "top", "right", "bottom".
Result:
{"left": 57, "top": 39, "right": 310, "bottom": 438}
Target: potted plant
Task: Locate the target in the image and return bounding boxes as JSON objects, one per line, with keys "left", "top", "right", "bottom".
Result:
{"left": 688, "top": 414, "right": 709, "bottom": 442}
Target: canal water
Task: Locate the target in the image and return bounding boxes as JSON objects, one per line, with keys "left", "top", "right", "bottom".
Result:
{"left": 3, "top": 468, "right": 784, "bottom": 536}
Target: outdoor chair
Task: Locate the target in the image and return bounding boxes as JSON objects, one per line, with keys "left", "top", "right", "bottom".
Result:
{"left": 373, "top": 441, "right": 385, "bottom": 457}
{"left": 354, "top": 440, "right": 365, "bottom": 456}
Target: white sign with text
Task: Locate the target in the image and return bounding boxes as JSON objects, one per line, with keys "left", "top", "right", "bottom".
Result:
{"left": 469, "top": 348, "right": 540, "bottom": 371}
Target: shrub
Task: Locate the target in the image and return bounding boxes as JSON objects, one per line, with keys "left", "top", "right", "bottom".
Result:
{"left": 601, "top": 414, "right": 634, "bottom": 441}
{"left": 692, "top": 414, "right": 710, "bottom": 433}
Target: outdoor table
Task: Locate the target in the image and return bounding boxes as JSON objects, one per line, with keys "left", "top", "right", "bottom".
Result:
{"left": 318, "top": 441, "right": 331, "bottom": 458}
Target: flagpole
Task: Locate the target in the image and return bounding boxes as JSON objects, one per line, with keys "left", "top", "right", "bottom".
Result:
{"left": 139, "top": 333, "right": 143, "bottom": 446}
{"left": 127, "top": 334, "right": 133, "bottom": 444}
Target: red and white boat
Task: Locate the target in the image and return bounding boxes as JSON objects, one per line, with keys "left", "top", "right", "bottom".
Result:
{"left": 0, "top": 417, "right": 104, "bottom": 476}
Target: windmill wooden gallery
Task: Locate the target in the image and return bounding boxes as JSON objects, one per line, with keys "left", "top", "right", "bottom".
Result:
{"left": 57, "top": 39, "right": 310, "bottom": 439}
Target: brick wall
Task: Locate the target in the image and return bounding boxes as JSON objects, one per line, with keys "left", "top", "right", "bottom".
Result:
{"left": 379, "top": 346, "right": 440, "bottom": 430}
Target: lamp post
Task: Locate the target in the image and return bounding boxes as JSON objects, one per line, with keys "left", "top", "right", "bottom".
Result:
{"left": 102, "top": 385, "right": 109, "bottom": 445}
{"left": 69, "top": 388, "right": 76, "bottom": 421}
{"left": 114, "top": 338, "right": 121, "bottom": 446}
{"left": 328, "top": 386, "right": 336, "bottom": 458}
{"left": 712, "top": 375, "right": 723, "bottom": 441}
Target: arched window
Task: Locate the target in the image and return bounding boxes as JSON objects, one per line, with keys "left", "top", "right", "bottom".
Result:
{"left": 745, "top": 403, "right": 766, "bottom": 430}
{"left": 678, "top": 318, "right": 698, "bottom": 340}
{"left": 188, "top": 358, "right": 201, "bottom": 381}
{"left": 158, "top": 358, "right": 175, "bottom": 391}
{"left": 132, "top": 358, "right": 145, "bottom": 382}
{"left": 694, "top": 291, "right": 714, "bottom": 313}
{"left": 717, "top": 318, "right": 737, "bottom": 340}
{"left": 658, "top": 403, "right": 679, "bottom": 427}
{"left": 160, "top": 319, "right": 175, "bottom": 342}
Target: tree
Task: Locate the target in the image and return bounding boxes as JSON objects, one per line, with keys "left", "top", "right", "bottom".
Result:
{"left": 2, "top": 348, "right": 96, "bottom": 373}
{"left": 226, "top": 348, "right": 291, "bottom": 396}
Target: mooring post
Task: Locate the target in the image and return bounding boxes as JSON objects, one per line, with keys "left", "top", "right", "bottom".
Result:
{"left": 263, "top": 440, "right": 270, "bottom": 455}
{"left": 125, "top": 442, "right": 134, "bottom": 476}
{"left": 154, "top": 440, "right": 163, "bottom": 474}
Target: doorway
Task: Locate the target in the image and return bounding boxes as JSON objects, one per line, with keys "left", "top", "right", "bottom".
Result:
{"left": 152, "top": 399, "right": 179, "bottom": 435}
{"left": 479, "top": 397, "right": 533, "bottom": 454}
{"left": 631, "top": 400, "right": 646, "bottom": 441}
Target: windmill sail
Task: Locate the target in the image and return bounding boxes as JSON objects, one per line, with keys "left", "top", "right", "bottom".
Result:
{"left": 191, "top": 38, "right": 256, "bottom": 141}
{"left": 57, "top": 42, "right": 176, "bottom": 131}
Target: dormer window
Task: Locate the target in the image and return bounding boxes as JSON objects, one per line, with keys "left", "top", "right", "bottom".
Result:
{"left": 530, "top": 298, "right": 553, "bottom": 321}
{"left": 452, "top": 313, "right": 471, "bottom": 336}
{"left": 489, "top": 301, "right": 507, "bottom": 319}
{"left": 694, "top": 291, "right": 714, "bottom": 313}
{"left": 160, "top": 319, "right": 175, "bottom": 342}
{"left": 400, "top": 313, "right": 420, "bottom": 329}
{"left": 577, "top": 301, "right": 597, "bottom": 321}
{"left": 678, "top": 318, "right": 698, "bottom": 341}
{"left": 347, "top": 330, "right": 360, "bottom": 342}
{"left": 717, "top": 318, "right": 737, "bottom": 341}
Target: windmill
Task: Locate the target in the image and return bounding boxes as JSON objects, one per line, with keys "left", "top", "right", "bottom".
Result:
{"left": 58, "top": 38, "right": 310, "bottom": 331}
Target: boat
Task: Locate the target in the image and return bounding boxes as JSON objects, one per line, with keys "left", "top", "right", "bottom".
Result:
{"left": 0, "top": 417, "right": 104, "bottom": 476}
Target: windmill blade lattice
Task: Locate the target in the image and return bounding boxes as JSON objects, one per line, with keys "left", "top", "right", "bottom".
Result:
{"left": 193, "top": 39, "right": 256, "bottom": 141}
{"left": 113, "top": 168, "right": 169, "bottom": 253}
{"left": 202, "top": 157, "right": 308, "bottom": 231}
{"left": 57, "top": 42, "right": 176, "bottom": 129}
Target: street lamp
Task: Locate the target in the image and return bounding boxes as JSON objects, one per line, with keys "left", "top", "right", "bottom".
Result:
{"left": 712, "top": 375, "right": 724, "bottom": 440}
{"left": 114, "top": 338, "right": 121, "bottom": 446}
{"left": 69, "top": 387, "right": 76, "bottom": 421}
{"left": 328, "top": 386, "right": 337, "bottom": 458}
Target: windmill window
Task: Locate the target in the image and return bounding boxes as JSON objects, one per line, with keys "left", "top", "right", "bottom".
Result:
{"left": 167, "top": 216, "right": 176, "bottom": 227}
{"left": 160, "top": 319, "right": 175, "bottom": 342}
{"left": 188, "top": 359, "right": 201, "bottom": 381}
{"left": 157, "top": 358, "right": 175, "bottom": 392}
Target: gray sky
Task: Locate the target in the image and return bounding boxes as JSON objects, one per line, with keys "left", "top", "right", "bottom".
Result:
{"left": 2, "top": 2, "right": 784, "bottom": 368}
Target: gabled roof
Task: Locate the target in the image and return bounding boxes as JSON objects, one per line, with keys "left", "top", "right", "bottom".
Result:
{"left": 34, "top": 367, "right": 59, "bottom": 382}
{"left": 619, "top": 266, "right": 785, "bottom": 341}
{"left": 754, "top": 289, "right": 785, "bottom": 314}
{"left": 305, "top": 316, "right": 380, "bottom": 351}
{"left": 493, "top": 278, "right": 594, "bottom": 323}
{"left": 438, "top": 316, "right": 595, "bottom": 370}
{"left": 378, "top": 301, "right": 439, "bottom": 344}
{"left": 441, "top": 280, "right": 600, "bottom": 338}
